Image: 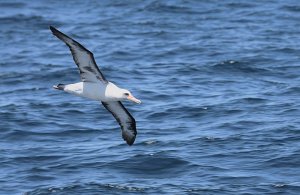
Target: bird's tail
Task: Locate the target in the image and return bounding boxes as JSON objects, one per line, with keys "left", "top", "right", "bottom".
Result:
{"left": 53, "top": 84, "right": 65, "bottom": 90}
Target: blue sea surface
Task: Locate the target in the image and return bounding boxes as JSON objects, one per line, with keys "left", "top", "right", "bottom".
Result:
{"left": 1, "top": 0, "right": 300, "bottom": 194}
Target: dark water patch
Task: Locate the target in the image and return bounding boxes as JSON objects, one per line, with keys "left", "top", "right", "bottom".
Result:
{"left": 234, "top": 97, "right": 268, "bottom": 104}
{"left": 141, "top": 1, "right": 200, "bottom": 14}
{"left": 28, "top": 102, "right": 53, "bottom": 109}
{"left": 226, "top": 2, "right": 258, "bottom": 9}
{"left": 210, "top": 60, "right": 271, "bottom": 75}
{"left": 63, "top": 109, "right": 86, "bottom": 115}
{"left": 0, "top": 2, "right": 26, "bottom": 8}
{"left": 151, "top": 105, "right": 208, "bottom": 119}
{"left": 264, "top": 153, "right": 300, "bottom": 168}
{"left": 0, "top": 14, "right": 58, "bottom": 29}
{"left": 12, "top": 155, "right": 65, "bottom": 163}
{"left": 3, "top": 127, "right": 102, "bottom": 143}
{"left": 0, "top": 103, "right": 19, "bottom": 110}
{"left": 193, "top": 135, "right": 243, "bottom": 144}
{"left": 270, "top": 47, "right": 300, "bottom": 55}
{"left": 281, "top": 5, "right": 300, "bottom": 12}
{"left": 24, "top": 174, "right": 56, "bottom": 181}
{"left": 283, "top": 86, "right": 300, "bottom": 95}
{"left": 107, "top": 153, "right": 191, "bottom": 177}
{"left": 280, "top": 108, "right": 300, "bottom": 117}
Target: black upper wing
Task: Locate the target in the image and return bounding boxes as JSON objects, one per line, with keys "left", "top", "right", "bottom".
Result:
{"left": 50, "top": 26, "right": 107, "bottom": 83}
{"left": 101, "top": 101, "right": 137, "bottom": 145}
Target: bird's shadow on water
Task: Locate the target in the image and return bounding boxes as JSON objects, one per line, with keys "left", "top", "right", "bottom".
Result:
{"left": 105, "top": 153, "right": 192, "bottom": 178}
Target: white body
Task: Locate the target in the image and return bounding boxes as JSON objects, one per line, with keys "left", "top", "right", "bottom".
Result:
{"left": 63, "top": 81, "right": 124, "bottom": 102}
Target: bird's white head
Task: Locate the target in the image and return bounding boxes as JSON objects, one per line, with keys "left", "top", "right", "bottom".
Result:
{"left": 120, "top": 89, "right": 141, "bottom": 104}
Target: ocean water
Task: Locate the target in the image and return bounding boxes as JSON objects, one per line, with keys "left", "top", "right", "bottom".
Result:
{"left": 1, "top": 0, "right": 300, "bottom": 194}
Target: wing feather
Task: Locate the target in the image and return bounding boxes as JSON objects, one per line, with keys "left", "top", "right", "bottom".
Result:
{"left": 50, "top": 26, "right": 107, "bottom": 83}
{"left": 101, "top": 101, "right": 137, "bottom": 145}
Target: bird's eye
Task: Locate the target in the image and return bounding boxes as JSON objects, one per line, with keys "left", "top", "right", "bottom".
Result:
{"left": 124, "top": 93, "right": 129, "bottom": 96}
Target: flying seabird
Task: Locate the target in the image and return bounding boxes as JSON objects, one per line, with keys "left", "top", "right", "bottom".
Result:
{"left": 49, "top": 26, "right": 141, "bottom": 146}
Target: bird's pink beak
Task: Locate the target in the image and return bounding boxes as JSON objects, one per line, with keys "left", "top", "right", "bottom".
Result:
{"left": 127, "top": 95, "right": 141, "bottom": 104}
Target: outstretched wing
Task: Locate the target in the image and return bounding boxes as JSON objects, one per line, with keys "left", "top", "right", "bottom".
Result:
{"left": 50, "top": 26, "right": 107, "bottom": 84}
{"left": 101, "top": 101, "right": 137, "bottom": 145}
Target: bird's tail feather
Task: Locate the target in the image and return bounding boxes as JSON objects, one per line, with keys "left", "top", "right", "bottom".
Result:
{"left": 53, "top": 84, "right": 65, "bottom": 90}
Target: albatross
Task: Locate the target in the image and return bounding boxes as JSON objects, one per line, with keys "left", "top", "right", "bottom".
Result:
{"left": 49, "top": 26, "right": 141, "bottom": 146}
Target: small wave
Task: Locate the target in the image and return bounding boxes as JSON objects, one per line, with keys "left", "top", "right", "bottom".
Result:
{"left": 146, "top": 104, "right": 208, "bottom": 120}
{"left": 193, "top": 135, "right": 242, "bottom": 143}
{"left": 226, "top": 2, "right": 258, "bottom": 9}
{"left": 234, "top": 97, "right": 268, "bottom": 104}
{"left": 273, "top": 182, "right": 300, "bottom": 188}
{"left": 281, "top": 5, "right": 300, "bottom": 12}
{"left": 13, "top": 155, "right": 65, "bottom": 163}
{"left": 210, "top": 60, "right": 270, "bottom": 75}
{"left": 263, "top": 153, "right": 300, "bottom": 168}
{"left": 0, "top": 14, "right": 43, "bottom": 23}
{"left": 0, "top": 14, "right": 60, "bottom": 29}
{"left": 0, "top": 87, "right": 47, "bottom": 95}
{"left": 107, "top": 153, "right": 191, "bottom": 177}
{"left": 0, "top": 2, "right": 26, "bottom": 8}
{"left": 25, "top": 182, "right": 150, "bottom": 195}
{"left": 282, "top": 86, "right": 300, "bottom": 96}
{"left": 141, "top": 1, "right": 199, "bottom": 14}
{"left": 3, "top": 128, "right": 101, "bottom": 142}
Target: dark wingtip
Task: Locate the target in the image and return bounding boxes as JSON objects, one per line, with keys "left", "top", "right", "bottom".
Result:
{"left": 49, "top": 26, "right": 58, "bottom": 34}
{"left": 127, "top": 140, "right": 135, "bottom": 146}
{"left": 125, "top": 136, "right": 136, "bottom": 146}
{"left": 122, "top": 131, "right": 136, "bottom": 146}
{"left": 53, "top": 83, "right": 65, "bottom": 90}
{"left": 49, "top": 25, "right": 73, "bottom": 44}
